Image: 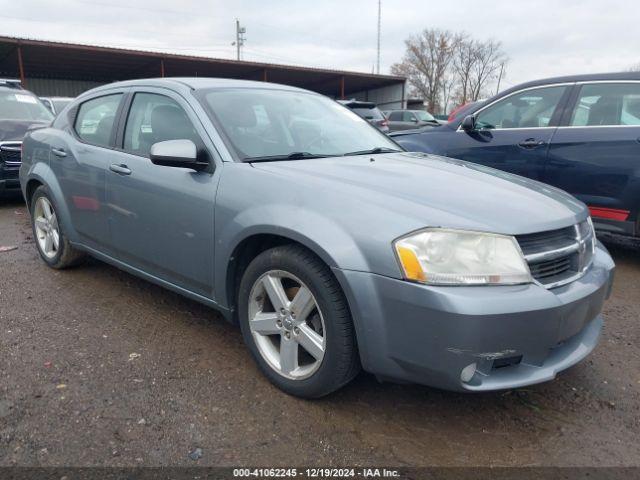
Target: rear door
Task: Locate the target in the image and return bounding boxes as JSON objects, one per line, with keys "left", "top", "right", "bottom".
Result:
{"left": 104, "top": 88, "right": 219, "bottom": 298}
{"left": 49, "top": 91, "right": 126, "bottom": 250}
{"left": 445, "top": 85, "right": 571, "bottom": 180}
{"left": 545, "top": 82, "right": 640, "bottom": 235}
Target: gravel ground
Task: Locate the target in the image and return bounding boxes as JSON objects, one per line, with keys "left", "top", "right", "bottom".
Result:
{"left": 1, "top": 197, "right": 639, "bottom": 467}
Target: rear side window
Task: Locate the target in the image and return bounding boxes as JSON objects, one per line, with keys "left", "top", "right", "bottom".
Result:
{"left": 476, "top": 86, "right": 566, "bottom": 129}
{"left": 74, "top": 94, "right": 122, "bottom": 147}
{"left": 123, "top": 93, "right": 202, "bottom": 157}
{"left": 570, "top": 83, "right": 640, "bottom": 126}
{"left": 402, "top": 112, "right": 416, "bottom": 122}
{"left": 388, "top": 111, "right": 402, "bottom": 121}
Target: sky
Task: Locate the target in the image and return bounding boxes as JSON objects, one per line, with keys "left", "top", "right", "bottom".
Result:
{"left": 1, "top": 0, "right": 639, "bottom": 89}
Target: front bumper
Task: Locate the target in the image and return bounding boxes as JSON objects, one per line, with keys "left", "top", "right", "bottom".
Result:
{"left": 334, "top": 243, "right": 615, "bottom": 392}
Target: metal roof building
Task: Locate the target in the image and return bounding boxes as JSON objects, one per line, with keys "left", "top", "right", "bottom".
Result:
{"left": 0, "top": 36, "right": 406, "bottom": 108}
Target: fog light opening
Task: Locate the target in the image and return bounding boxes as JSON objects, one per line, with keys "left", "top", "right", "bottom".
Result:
{"left": 460, "top": 362, "right": 477, "bottom": 383}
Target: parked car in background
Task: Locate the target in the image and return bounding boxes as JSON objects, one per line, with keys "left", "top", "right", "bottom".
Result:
{"left": 40, "top": 96, "right": 74, "bottom": 116}
{"left": 338, "top": 99, "right": 389, "bottom": 132}
{"left": 20, "top": 78, "right": 614, "bottom": 398}
{"left": 1, "top": 79, "right": 53, "bottom": 197}
{"left": 392, "top": 72, "right": 640, "bottom": 239}
{"left": 446, "top": 100, "right": 485, "bottom": 123}
{"left": 386, "top": 109, "right": 441, "bottom": 131}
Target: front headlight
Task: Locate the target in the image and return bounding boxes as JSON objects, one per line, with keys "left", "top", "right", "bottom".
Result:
{"left": 394, "top": 229, "right": 532, "bottom": 285}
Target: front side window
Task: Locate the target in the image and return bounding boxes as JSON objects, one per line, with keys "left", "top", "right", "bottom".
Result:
{"left": 199, "top": 88, "right": 399, "bottom": 160}
{"left": 0, "top": 91, "right": 53, "bottom": 122}
{"left": 475, "top": 86, "right": 566, "bottom": 130}
{"left": 123, "top": 93, "right": 201, "bottom": 157}
{"left": 74, "top": 94, "right": 122, "bottom": 147}
{"left": 570, "top": 83, "right": 640, "bottom": 127}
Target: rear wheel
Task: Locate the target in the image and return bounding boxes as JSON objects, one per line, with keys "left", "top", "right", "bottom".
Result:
{"left": 30, "top": 186, "right": 85, "bottom": 269}
{"left": 238, "top": 245, "right": 360, "bottom": 398}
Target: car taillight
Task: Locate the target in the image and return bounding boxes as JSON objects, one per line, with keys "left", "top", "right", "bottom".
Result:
{"left": 379, "top": 119, "right": 389, "bottom": 127}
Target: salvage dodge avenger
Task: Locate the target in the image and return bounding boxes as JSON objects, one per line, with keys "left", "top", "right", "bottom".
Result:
{"left": 20, "top": 78, "right": 615, "bottom": 398}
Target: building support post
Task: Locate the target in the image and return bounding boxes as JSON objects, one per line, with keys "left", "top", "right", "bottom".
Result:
{"left": 160, "top": 59, "right": 165, "bottom": 77}
{"left": 262, "top": 69, "right": 268, "bottom": 82}
{"left": 339, "top": 76, "right": 345, "bottom": 99}
{"left": 17, "top": 46, "right": 26, "bottom": 87}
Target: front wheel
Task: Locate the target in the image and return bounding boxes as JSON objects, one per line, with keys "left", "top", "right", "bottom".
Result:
{"left": 238, "top": 245, "right": 360, "bottom": 398}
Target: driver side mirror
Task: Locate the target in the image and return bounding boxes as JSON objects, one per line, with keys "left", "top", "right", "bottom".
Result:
{"left": 149, "top": 139, "right": 206, "bottom": 170}
{"left": 461, "top": 115, "right": 476, "bottom": 132}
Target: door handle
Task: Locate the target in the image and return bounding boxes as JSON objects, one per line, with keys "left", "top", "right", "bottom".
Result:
{"left": 518, "top": 138, "right": 546, "bottom": 149}
{"left": 51, "top": 148, "right": 67, "bottom": 158}
{"left": 109, "top": 163, "right": 132, "bottom": 175}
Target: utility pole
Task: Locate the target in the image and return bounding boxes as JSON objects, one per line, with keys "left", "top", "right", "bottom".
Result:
{"left": 495, "top": 62, "right": 505, "bottom": 95}
{"left": 232, "top": 19, "right": 246, "bottom": 61}
{"left": 376, "top": 0, "right": 381, "bottom": 74}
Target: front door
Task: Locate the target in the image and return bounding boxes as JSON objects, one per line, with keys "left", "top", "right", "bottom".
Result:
{"left": 105, "top": 89, "right": 219, "bottom": 298}
{"left": 546, "top": 82, "right": 640, "bottom": 235}
{"left": 445, "top": 85, "right": 570, "bottom": 181}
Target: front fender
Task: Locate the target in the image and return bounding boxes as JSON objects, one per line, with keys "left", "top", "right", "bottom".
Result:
{"left": 215, "top": 202, "right": 370, "bottom": 310}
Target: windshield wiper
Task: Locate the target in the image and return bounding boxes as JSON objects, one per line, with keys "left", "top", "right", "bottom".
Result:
{"left": 342, "top": 147, "right": 402, "bottom": 157}
{"left": 244, "top": 152, "right": 331, "bottom": 162}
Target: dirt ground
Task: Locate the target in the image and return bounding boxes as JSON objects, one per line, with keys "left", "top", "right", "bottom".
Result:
{"left": 1, "top": 196, "right": 639, "bottom": 467}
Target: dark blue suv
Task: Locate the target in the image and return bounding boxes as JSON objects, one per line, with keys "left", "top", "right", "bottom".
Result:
{"left": 392, "top": 72, "right": 640, "bottom": 239}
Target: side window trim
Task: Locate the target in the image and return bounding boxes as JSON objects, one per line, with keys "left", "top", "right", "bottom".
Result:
{"left": 457, "top": 83, "right": 574, "bottom": 131}
{"left": 71, "top": 91, "right": 127, "bottom": 149}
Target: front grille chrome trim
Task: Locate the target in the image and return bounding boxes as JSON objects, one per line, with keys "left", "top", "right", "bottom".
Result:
{"left": 517, "top": 220, "right": 595, "bottom": 290}
{"left": 524, "top": 242, "right": 580, "bottom": 263}
{"left": 0, "top": 141, "right": 22, "bottom": 166}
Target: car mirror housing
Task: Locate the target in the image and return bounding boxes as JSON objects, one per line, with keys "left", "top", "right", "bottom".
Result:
{"left": 149, "top": 139, "right": 204, "bottom": 170}
{"left": 461, "top": 115, "right": 476, "bottom": 132}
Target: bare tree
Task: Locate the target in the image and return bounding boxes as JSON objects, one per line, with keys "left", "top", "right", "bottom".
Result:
{"left": 452, "top": 34, "right": 475, "bottom": 106}
{"left": 468, "top": 39, "right": 506, "bottom": 101}
{"left": 629, "top": 62, "right": 640, "bottom": 72}
{"left": 391, "top": 29, "right": 460, "bottom": 112}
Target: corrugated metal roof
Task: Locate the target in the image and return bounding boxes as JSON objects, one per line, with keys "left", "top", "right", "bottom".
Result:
{"left": 0, "top": 36, "right": 405, "bottom": 97}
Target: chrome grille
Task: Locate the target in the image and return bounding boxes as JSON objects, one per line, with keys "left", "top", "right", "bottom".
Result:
{"left": 516, "top": 220, "right": 595, "bottom": 289}
{"left": 0, "top": 142, "right": 22, "bottom": 166}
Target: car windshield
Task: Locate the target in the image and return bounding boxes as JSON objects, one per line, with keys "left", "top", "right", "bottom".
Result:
{"left": 199, "top": 88, "right": 399, "bottom": 161}
{"left": 0, "top": 91, "right": 54, "bottom": 122}
{"left": 414, "top": 110, "right": 436, "bottom": 122}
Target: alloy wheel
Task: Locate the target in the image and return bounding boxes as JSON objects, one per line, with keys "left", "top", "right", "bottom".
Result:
{"left": 33, "top": 197, "right": 60, "bottom": 259}
{"left": 248, "top": 270, "right": 326, "bottom": 380}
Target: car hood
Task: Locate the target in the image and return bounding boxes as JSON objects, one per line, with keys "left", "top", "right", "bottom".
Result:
{"left": 0, "top": 120, "right": 49, "bottom": 142}
{"left": 251, "top": 152, "right": 587, "bottom": 235}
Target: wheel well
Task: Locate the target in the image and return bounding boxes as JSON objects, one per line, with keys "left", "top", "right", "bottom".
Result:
{"left": 226, "top": 234, "right": 315, "bottom": 323}
{"left": 25, "top": 179, "right": 43, "bottom": 209}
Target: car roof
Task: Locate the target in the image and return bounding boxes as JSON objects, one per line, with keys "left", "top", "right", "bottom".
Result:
{"left": 500, "top": 71, "right": 640, "bottom": 96}
{"left": 87, "top": 77, "right": 310, "bottom": 96}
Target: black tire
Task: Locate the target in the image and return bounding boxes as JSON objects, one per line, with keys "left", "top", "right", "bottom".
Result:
{"left": 238, "top": 244, "right": 360, "bottom": 398}
{"left": 30, "top": 185, "right": 86, "bottom": 269}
